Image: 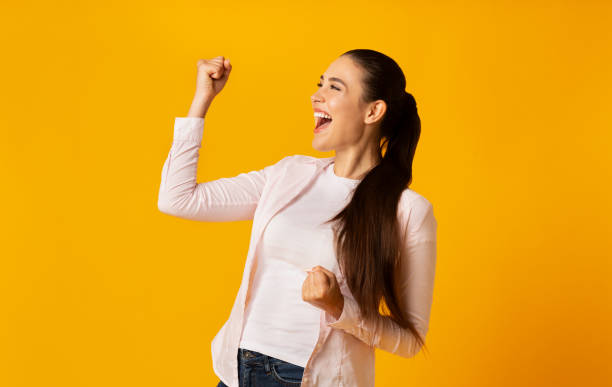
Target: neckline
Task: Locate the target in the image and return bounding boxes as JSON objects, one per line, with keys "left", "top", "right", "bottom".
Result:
{"left": 328, "top": 163, "right": 361, "bottom": 184}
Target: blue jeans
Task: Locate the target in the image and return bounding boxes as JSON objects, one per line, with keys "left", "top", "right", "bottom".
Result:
{"left": 216, "top": 347, "right": 305, "bottom": 387}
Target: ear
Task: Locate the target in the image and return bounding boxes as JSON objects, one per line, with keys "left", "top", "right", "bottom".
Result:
{"left": 365, "top": 100, "right": 386, "bottom": 125}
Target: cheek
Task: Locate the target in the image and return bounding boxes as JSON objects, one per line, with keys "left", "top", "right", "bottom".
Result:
{"left": 333, "top": 108, "right": 362, "bottom": 135}
{"left": 324, "top": 100, "right": 364, "bottom": 140}
{"left": 330, "top": 98, "right": 351, "bottom": 114}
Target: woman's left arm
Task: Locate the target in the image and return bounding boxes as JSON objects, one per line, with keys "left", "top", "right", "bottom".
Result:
{"left": 325, "top": 198, "right": 437, "bottom": 358}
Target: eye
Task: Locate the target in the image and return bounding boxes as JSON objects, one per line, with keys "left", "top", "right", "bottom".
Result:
{"left": 316, "top": 82, "right": 340, "bottom": 91}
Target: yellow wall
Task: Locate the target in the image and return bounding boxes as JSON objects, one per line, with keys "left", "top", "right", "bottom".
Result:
{"left": 1, "top": 1, "right": 610, "bottom": 386}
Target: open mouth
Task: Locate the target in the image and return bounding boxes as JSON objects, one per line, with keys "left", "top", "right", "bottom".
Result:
{"left": 314, "top": 116, "right": 332, "bottom": 131}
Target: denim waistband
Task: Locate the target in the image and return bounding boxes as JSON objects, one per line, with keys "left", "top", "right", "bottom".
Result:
{"left": 238, "top": 347, "right": 304, "bottom": 368}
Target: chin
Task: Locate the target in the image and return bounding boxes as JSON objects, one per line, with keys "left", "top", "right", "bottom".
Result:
{"left": 311, "top": 139, "right": 334, "bottom": 152}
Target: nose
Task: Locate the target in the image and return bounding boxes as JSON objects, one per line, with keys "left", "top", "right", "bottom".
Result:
{"left": 311, "top": 86, "right": 324, "bottom": 102}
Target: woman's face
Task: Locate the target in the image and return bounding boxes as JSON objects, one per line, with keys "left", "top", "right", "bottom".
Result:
{"left": 311, "top": 56, "right": 378, "bottom": 152}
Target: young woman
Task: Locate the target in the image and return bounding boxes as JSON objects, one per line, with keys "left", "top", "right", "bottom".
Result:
{"left": 157, "top": 49, "right": 437, "bottom": 387}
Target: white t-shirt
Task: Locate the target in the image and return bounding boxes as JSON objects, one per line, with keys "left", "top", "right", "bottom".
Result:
{"left": 239, "top": 161, "right": 361, "bottom": 367}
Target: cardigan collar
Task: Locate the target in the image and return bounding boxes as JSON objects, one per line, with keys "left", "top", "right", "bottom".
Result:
{"left": 311, "top": 155, "right": 335, "bottom": 168}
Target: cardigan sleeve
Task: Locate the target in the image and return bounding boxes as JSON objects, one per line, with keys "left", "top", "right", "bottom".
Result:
{"left": 325, "top": 197, "right": 437, "bottom": 358}
{"left": 157, "top": 117, "right": 282, "bottom": 222}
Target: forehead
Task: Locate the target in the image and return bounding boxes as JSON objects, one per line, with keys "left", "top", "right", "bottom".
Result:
{"left": 322, "top": 56, "right": 362, "bottom": 87}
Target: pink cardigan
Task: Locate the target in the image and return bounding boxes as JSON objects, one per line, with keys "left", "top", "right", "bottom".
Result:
{"left": 157, "top": 117, "right": 438, "bottom": 387}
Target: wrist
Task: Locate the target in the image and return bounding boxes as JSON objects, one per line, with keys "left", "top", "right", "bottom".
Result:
{"left": 193, "top": 91, "right": 213, "bottom": 103}
{"left": 188, "top": 93, "right": 213, "bottom": 118}
{"left": 330, "top": 296, "right": 344, "bottom": 320}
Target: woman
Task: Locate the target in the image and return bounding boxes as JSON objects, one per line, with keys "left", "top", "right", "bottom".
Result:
{"left": 157, "top": 49, "right": 437, "bottom": 387}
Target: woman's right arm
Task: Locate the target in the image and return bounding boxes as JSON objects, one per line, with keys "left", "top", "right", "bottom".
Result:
{"left": 157, "top": 56, "right": 278, "bottom": 222}
{"left": 157, "top": 116, "right": 280, "bottom": 222}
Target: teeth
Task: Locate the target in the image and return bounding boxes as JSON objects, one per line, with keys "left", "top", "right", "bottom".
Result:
{"left": 314, "top": 112, "right": 332, "bottom": 120}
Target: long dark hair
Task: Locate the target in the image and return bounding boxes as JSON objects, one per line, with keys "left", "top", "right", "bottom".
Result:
{"left": 323, "top": 49, "right": 427, "bottom": 355}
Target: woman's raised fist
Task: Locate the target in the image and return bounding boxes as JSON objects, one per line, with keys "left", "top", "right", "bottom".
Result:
{"left": 194, "top": 56, "right": 232, "bottom": 99}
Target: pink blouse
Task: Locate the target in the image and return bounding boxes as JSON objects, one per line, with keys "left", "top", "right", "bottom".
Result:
{"left": 239, "top": 160, "right": 361, "bottom": 368}
{"left": 157, "top": 117, "right": 438, "bottom": 387}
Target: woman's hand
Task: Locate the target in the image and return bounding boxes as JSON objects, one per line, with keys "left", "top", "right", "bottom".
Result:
{"left": 188, "top": 56, "right": 232, "bottom": 118}
{"left": 195, "top": 56, "right": 232, "bottom": 99}
{"left": 302, "top": 265, "right": 344, "bottom": 319}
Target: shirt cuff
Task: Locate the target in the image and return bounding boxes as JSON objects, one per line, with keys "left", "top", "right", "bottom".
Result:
{"left": 325, "top": 295, "right": 361, "bottom": 331}
{"left": 173, "top": 117, "right": 205, "bottom": 143}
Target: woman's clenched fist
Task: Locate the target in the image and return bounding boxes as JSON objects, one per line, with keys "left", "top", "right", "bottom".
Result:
{"left": 194, "top": 56, "right": 232, "bottom": 100}
{"left": 302, "top": 265, "right": 345, "bottom": 320}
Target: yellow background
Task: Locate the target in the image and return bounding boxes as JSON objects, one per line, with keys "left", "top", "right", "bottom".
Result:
{"left": 1, "top": 0, "right": 611, "bottom": 386}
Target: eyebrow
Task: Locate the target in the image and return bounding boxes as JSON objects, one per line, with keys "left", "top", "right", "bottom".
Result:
{"left": 320, "top": 74, "right": 348, "bottom": 90}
